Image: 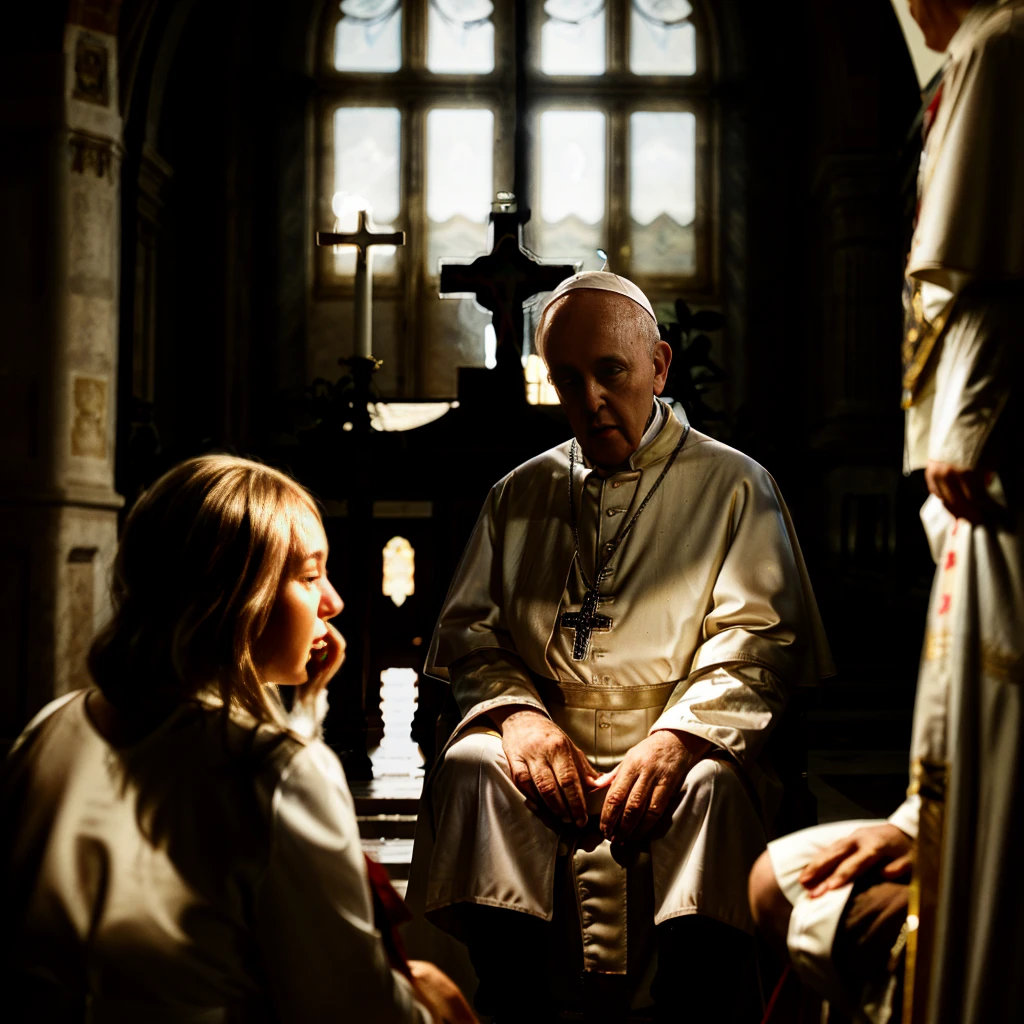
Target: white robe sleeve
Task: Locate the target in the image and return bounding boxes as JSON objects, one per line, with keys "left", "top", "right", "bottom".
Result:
{"left": 427, "top": 479, "right": 550, "bottom": 723}
{"left": 650, "top": 662, "right": 785, "bottom": 766}
{"left": 255, "top": 742, "right": 430, "bottom": 1024}
{"left": 927, "top": 290, "right": 1022, "bottom": 469}
{"left": 649, "top": 468, "right": 827, "bottom": 765}
{"left": 887, "top": 795, "right": 920, "bottom": 841}
{"left": 449, "top": 648, "right": 551, "bottom": 725}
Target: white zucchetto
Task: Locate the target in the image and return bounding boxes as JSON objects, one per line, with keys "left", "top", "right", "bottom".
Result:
{"left": 541, "top": 271, "right": 657, "bottom": 324}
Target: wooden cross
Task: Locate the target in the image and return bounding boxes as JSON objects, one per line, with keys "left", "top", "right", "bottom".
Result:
{"left": 439, "top": 193, "right": 577, "bottom": 371}
{"left": 560, "top": 589, "right": 612, "bottom": 662}
{"left": 317, "top": 208, "right": 406, "bottom": 358}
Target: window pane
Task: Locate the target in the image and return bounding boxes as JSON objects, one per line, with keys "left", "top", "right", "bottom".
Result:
{"left": 630, "top": 111, "right": 696, "bottom": 275}
{"left": 540, "top": 0, "right": 605, "bottom": 76}
{"left": 334, "top": 0, "right": 402, "bottom": 72}
{"left": 524, "top": 354, "right": 559, "bottom": 405}
{"left": 630, "top": 2, "right": 695, "bottom": 76}
{"left": 427, "top": 1, "right": 495, "bottom": 74}
{"left": 534, "top": 110, "right": 605, "bottom": 270}
{"left": 427, "top": 108, "right": 494, "bottom": 273}
{"left": 333, "top": 107, "right": 402, "bottom": 275}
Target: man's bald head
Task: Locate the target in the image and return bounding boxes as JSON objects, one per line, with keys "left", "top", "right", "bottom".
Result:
{"left": 536, "top": 289, "right": 672, "bottom": 469}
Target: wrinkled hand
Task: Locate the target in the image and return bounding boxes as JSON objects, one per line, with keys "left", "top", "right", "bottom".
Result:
{"left": 497, "top": 710, "right": 599, "bottom": 827}
{"left": 408, "top": 960, "right": 478, "bottom": 1024}
{"left": 925, "top": 461, "right": 990, "bottom": 524}
{"left": 295, "top": 621, "right": 346, "bottom": 706}
{"left": 799, "top": 823, "right": 914, "bottom": 899}
{"left": 595, "top": 730, "right": 703, "bottom": 844}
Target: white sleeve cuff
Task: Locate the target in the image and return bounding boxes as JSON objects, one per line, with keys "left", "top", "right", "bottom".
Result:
{"left": 887, "top": 795, "right": 920, "bottom": 841}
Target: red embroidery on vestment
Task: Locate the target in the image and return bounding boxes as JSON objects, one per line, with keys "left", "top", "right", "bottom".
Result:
{"left": 945, "top": 551, "right": 956, "bottom": 570}
{"left": 923, "top": 82, "right": 944, "bottom": 139}
{"left": 939, "top": 594, "right": 952, "bottom": 615}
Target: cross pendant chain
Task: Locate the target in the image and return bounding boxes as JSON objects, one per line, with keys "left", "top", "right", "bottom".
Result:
{"left": 559, "top": 588, "right": 612, "bottom": 662}
{"left": 560, "top": 426, "right": 688, "bottom": 662}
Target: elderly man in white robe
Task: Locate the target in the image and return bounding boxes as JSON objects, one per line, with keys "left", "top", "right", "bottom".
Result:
{"left": 407, "top": 271, "right": 833, "bottom": 1022}
{"left": 748, "top": 3, "right": 1024, "bottom": 1023}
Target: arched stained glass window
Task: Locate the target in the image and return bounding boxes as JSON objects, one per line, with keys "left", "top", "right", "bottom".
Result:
{"left": 316, "top": 1, "right": 716, "bottom": 401}
{"left": 382, "top": 535, "right": 415, "bottom": 606}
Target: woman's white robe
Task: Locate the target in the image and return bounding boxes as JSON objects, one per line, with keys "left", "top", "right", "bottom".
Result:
{"left": 0, "top": 690, "right": 428, "bottom": 1023}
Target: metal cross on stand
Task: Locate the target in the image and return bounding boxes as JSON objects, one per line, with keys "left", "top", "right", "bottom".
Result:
{"left": 317, "top": 208, "right": 406, "bottom": 359}
{"left": 560, "top": 589, "right": 612, "bottom": 662}
{"left": 312, "top": 207, "right": 404, "bottom": 782}
{"left": 439, "top": 192, "right": 577, "bottom": 398}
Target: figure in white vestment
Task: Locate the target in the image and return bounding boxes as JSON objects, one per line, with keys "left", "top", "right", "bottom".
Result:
{"left": 749, "top": 4, "right": 1024, "bottom": 1022}
{"left": 407, "top": 272, "right": 833, "bottom": 1021}
{"left": 0, "top": 456, "right": 475, "bottom": 1024}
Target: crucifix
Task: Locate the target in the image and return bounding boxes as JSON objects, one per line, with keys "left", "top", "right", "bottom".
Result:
{"left": 439, "top": 192, "right": 578, "bottom": 393}
{"left": 316, "top": 208, "right": 406, "bottom": 358}
{"left": 560, "top": 589, "right": 612, "bottom": 662}
{"left": 311, "top": 207, "right": 404, "bottom": 782}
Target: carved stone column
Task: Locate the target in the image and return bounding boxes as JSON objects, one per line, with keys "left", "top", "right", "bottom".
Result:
{"left": 0, "top": 17, "right": 125, "bottom": 743}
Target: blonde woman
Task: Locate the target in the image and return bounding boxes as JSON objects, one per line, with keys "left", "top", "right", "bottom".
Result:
{"left": 0, "top": 455, "right": 475, "bottom": 1024}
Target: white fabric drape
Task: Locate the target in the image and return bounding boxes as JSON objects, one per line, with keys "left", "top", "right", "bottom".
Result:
{"left": 0, "top": 690, "right": 428, "bottom": 1024}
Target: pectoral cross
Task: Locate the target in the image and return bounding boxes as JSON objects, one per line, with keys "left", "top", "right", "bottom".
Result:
{"left": 317, "top": 208, "right": 406, "bottom": 358}
{"left": 560, "top": 589, "right": 612, "bottom": 662}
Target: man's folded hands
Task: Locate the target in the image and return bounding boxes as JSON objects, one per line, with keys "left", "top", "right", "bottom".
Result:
{"left": 493, "top": 709, "right": 709, "bottom": 842}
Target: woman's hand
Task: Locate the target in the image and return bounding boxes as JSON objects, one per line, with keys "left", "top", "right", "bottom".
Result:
{"left": 294, "top": 621, "right": 346, "bottom": 708}
{"left": 408, "top": 961, "right": 478, "bottom": 1024}
{"left": 799, "top": 823, "right": 914, "bottom": 898}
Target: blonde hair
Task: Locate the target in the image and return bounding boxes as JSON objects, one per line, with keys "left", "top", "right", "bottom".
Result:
{"left": 89, "top": 455, "right": 322, "bottom": 725}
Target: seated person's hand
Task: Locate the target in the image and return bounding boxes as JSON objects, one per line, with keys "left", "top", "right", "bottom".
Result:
{"left": 799, "top": 823, "right": 914, "bottom": 899}
{"left": 595, "top": 729, "right": 709, "bottom": 845}
{"left": 493, "top": 708, "right": 599, "bottom": 827}
{"left": 408, "top": 960, "right": 478, "bottom": 1024}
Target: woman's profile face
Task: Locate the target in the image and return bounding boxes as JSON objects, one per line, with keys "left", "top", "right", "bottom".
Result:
{"left": 257, "top": 513, "right": 344, "bottom": 686}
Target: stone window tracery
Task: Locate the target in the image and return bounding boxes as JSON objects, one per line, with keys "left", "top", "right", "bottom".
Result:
{"left": 315, "top": 1, "right": 716, "bottom": 400}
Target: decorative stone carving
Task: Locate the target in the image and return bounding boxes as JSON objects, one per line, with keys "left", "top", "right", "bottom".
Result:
{"left": 69, "top": 133, "right": 117, "bottom": 178}
{"left": 73, "top": 33, "right": 110, "bottom": 106}
{"left": 71, "top": 375, "right": 107, "bottom": 459}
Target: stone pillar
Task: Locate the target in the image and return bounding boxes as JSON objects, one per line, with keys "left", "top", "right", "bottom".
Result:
{"left": 0, "top": 19, "right": 124, "bottom": 743}
{"left": 808, "top": 155, "right": 905, "bottom": 572}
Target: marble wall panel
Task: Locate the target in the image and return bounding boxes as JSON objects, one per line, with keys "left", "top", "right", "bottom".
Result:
{"left": 68, "top": 183, "right": 116, "bottom": 295}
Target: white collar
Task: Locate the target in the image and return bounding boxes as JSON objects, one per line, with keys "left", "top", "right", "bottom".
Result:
{"left": 629, "top": 398, "right": 670, "bottom": 468}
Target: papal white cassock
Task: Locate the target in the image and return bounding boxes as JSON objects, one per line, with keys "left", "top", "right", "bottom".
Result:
{"left": 901, "top": 3, "right": 1024, "bottom": 1021}
{"left": 408, "top": 402, "right": 833, "bottom": 969}
{"left": 770, "top": 5, "right": 1024, "bottom": 1022}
